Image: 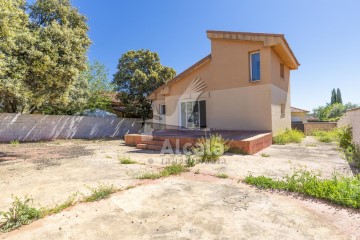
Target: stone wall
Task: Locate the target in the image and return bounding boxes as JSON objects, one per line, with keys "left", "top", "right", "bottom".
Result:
{"left": 303, "top": 122, "right": 337, "bottom": 135}
{"left": 0, "top": 113, "right": 142, "bottom": 142}
{"left": 338, "top": 108, "right": 360, "bottom": 144}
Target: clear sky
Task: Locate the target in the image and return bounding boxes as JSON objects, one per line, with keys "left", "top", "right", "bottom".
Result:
{"left": 65, "top": 1, "right": 360, "bottom": 110}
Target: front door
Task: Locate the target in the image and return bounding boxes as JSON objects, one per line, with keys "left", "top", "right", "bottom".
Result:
{"left": 180, "top": 100, "right": 206, "bottom": 129}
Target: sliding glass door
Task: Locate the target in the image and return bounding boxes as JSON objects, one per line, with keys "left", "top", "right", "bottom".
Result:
{"left": 180, "top": 100, "right": 206, "bottom": 129}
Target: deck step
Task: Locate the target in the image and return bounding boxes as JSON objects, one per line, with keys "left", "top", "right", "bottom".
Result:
{"left": 146, "top": 144, "right": 163, "bottom": 151}
{"left": 136, "top": 143, "right": 148, "bottom": 149}
{"left": 141, "top": 140, "right": 165, "bottom": 146}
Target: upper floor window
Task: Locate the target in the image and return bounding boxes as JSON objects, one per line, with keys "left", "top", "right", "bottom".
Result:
{"left": 280, "top": 63, "right": 285, "bottom": 79}
{"left": 250, "top": 52, "right": 260, "bottom": 82}
{"left": 159, "top": 104, "right": 166, "bottom": 115}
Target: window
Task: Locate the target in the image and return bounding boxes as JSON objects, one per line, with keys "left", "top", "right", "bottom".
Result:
{"left": 280, "top": 63, "right": 285, "bottom": 79}
{"left": 281, "top": 104, "right": 285, "bottom": 118}
{"left": 250, "top": 52, "right": 260, "bottom": 82}
{"left": 159, "top": 104, "right": 166, "bottom": 115}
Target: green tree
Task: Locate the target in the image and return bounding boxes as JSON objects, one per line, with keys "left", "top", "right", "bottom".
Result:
{"left": 331, "top": 88, "right": 337, "bottom": 105}
{"left": 113, "top": 50, "right": 176, "bottom": 121}
{"left": 84, "top": 60, "right": 114, "bottom": 111}
{"left": 0, "top": 0, "right": 34, "bottom": 113}
{"left": 27, "top": 0, "right": 91, "bottom": 113}
{"left": 336, "top": 88, "right": 343, "bottom": 104}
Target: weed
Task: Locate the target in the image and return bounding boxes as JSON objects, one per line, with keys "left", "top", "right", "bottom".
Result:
{"left": 311, "top": 128, "right": 341, "bottom": 143}
{"left": 10, "top": 140, "right": 20, "bottom": 145}
{"left": 305, "top": 144, "right": 317, "bottom": 147}
{"left": 83, "top": 184, "right": 116, "bottom": 202}
{"left": 0, "top": 196, "right": 41, "bottom": 232}
{"left": 119, "top": 156, "right": 137, "bottom": 164}
{"left": 106, "top": 155, "right": 112, "bottom": 159}
{"left": 41, "top": 193, "right": 78, "bottom": 216}
{"left": 193, "top": 134, "right": 230, "bottom": 162}
{"left": 194, "top": 169, "right": 200, "bottom": 174}
{"left": 136, "top": 164, "right": 188, "bottom": 180}
{"left": 185, "top": 155, "right": 197, "bottom": 167}
{"left": 216, "top": 173, "right": 228, "bottom": 179}
{"left": 244, "top": 167, "right": 360, "bottom": 209}
{"left": 273, "top": 129, "right": 304, "bottom": 145}
{"left": 260, "top": 153, "right": 270, "bottom": 157}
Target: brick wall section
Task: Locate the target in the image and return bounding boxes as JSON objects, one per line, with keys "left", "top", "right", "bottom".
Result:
{"left": 304, "top": 122, "right": 337, "bottom": 135}
{"left": 125, "top": 133, "right": 273, "bottom": 154}
{"left": 0, "top": 113, "right": 142, "bottom": 142}
{"left": 338, "top": 108, "right": 360, "bottom": 144}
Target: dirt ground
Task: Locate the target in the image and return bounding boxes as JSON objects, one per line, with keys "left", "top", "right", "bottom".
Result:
{"left": 0, "top": 137, "right": 359, "bottom": 239}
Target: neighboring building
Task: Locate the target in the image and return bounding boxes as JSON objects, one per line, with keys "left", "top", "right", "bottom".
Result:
{"left": 338, "top": 107, "right": 360, "bottom": 144}
{"left": 291, "top": 107, "right": 309, "bottom": 123}
{"left": 148, "top": 31, "right": 300, "bottom": 135}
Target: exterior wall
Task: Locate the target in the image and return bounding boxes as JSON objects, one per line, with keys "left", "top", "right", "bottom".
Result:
{"left": 291, "top": 112, "right": 308, "bottom": 123}
{"left": 338, "top": 108, "right": 360, "bottom": 144}
{"left": 0, "top": 113, "right": 142, "bottom": 142}
{"left": 152, "top": 38, "right": 295, "bottom": 134}
{"left": 270, "top": 85, "right": 291, "bottom": 134}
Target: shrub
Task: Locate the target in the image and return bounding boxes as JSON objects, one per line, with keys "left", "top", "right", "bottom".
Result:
{"left": 83, "top": 184, "right": 116, "bottom": 202}
{"left": 193, "top": 134, "right": 229, "bottom": 162}
{"left": 244, "top": 168, "right": 360, "bottom": 209}
{"left": 119, "top": 156, "right": 137, "bottom": 164}
{"left": 336, "top": 127, "right": 360, "bottom": 167}
{"left": 273, "top": 129, "right": 304, "bottom": 145}
{"left": 0, "top": 196, "right": 41, "bottom": 232}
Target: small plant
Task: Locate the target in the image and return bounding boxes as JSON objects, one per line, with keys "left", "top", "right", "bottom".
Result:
{"left": 41, "top": 193, "right": 79, "bottom": 216}
{"left": 260, "top": 153, "right": 270, "bottom": 157}
{"left": 194, "top": 169, "right": 200, "bottom": 174}
{"left": 244, "top": 167, "right": 360, "bottom": 209}
{"left": 136, "top": 164, "right": 188, "bottom": 180}
{"left": 83, "top": 184, "right": 116, "bottom": 202}
{"left": 106, "top": 155, "right": 112, "bottom": 159}
{"left": 227, "top": 147, "right": 248, "bottom": 155}
{"left": 216, "top": 173, "right": 228, "bottom": 179}
{"left": 273, "top": 129, "right": 304, "bottom": 145}
{"left": 0, "top": 196, "right": 41, "bottom": 232}
{"left": 119, "top": 156, "right": 137, "bottom": 164}
{"left": 193, "top": 134, "right": 229, "bottom": 162}
{"left": 10, "top": 140, "right": 20, "bottom": 145}
{"left": 185, "top": 155, "right": 197, "bottom": 167}
{"left": 305, "top": 144, "right": 317, "bottom": 147}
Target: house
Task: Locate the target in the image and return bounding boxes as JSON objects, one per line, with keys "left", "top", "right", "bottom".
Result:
{"left": 148, "top": 30, "right": 300, "bottom": 135}
{"left": 291, "top": 107, "right": 309, "bottom": 123}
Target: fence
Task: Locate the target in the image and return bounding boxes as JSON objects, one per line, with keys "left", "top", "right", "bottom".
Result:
{"left": 338, "top": 108, "right": 360, "bottom": 144}
{"left": 0, "top": 113, "right": 142, "bottom": 142}
{"left": 292, "top": 122, "right": 338, "bottom": 135}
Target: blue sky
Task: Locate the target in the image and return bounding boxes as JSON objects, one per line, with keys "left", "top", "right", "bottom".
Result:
{"left": 52, "top": 1, "right": 360, "bottom": 110}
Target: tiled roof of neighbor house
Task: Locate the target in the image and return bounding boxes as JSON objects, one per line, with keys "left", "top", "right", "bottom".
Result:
{"left": 207, "top": 30, "right": 300, "bottom": 69}
{"left": 347, "top": 107, "right": 360, "bottom": 112}
{"left": 291, "top": 107, "right": 310, "bottom": 113}
{"left": 149, "top": 54, "right": 211, "bottom": 99}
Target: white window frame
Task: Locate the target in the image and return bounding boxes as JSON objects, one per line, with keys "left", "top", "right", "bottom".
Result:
{"left": 250, "top": 51, "right": 261, "bottom": 82}
{"left": 178, "top": 100, "right": 202, "bottom": 129}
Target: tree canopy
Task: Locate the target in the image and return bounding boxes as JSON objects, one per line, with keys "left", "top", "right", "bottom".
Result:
{"left": 113, "top": 50, "right": 176, "bottom": 120}
{"left": 0, "top": 0, "right": 91, "bottom": 114}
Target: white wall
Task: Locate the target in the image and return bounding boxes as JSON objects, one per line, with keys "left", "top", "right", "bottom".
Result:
{"left": 0, "top": 113, "right": 142, "bottom": 142}
{"left": 338, "top": 109, "right": 360, "bottom": 144}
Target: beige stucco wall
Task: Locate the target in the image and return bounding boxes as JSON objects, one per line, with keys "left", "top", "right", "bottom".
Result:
{"left": 338, "top": 109, "right": 360, "bottom": 144}
{"left": 152, "top": 38, "right": 294, "bottom": 134}
{"left": 291, "top": 112, "right": 308, "bottom": 123}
